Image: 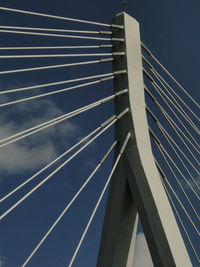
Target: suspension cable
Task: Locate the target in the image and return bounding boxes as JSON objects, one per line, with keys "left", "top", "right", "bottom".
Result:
{"left": 161, "top": 144, "right": 200, "bottom": 197}
{"left": 146, "top": 106, "right": 200, "bottom": 181}
{"left": 0, "top": 109, "right": 129, "bottom": 220}
{"left": 0, "top": 52, "right": 125, "bottom": 59}
{"left": 0, "top": 71, "right": 126, "bottom": 107}
{"left": 141, "top": 42, "right": 200, "bottom": 109}
{"left": 153, "top": 81, "right": 200, "bottom": 155}
{"left": 145, "top": 86, "right": 200, "bottom": 167}
{"left": 68, "top": 132, "right": 131, "bottom": 267}
{"left": 151, "top": 66, "right": 199, "bottom": 132}
{"left": 0, "top": 44, "right": 113, "bottom": 50}
{"left": 158, "top": 123, "right": 200, "bottom": 177}
{"left": 150, "top": 66, "right": 200, "bottom": 133}
{"left": 143, "top": 55, "right": 200, "bottom": 124}
{"left": 0, "top": 25, "right": 112, "bottom": 35}
{"left": 161, "top": 177, "right": 200, "bottom": 265}
{"left": 0, "top": 71, "right": 119, "bottom": 95}
{"left": 0, "top": 80, "right": 106, "bottom": 107}
{"left": 0, "top": 89, "right": 128, "bottom": 149}
{"left": 154, "top": 153, "right": 200, "bottom": 222}
{"left": 147, "top": 121, "right": 200, "bottom": 221}
{"left": 158, "top": 106, "right": 200, "bottom": 162}
{"left": 0, "top": 29, "right": 120, "bottom": 42}
{"left": 144, "top": 68, "right": 200, "bottom": 136}
{"left": 149, "top": 128, "right": 200, "bottom": 200}
{"left": 20, "top": 140, "right": 117, "bottom": 267}
{"left": 0, "top": 6, "right": 121, "bottom": 28}
{"left": 165, "top": 177, "right": 200, "bottom": 236}
{"left": 144, "top": 71, "right": 200, "bottom": 153}
{"left": 151, "top": 137, "right": 200, "bottom": 236}
{"left": 0, "top": 58, "right": 113, "bottom": 75}
{"left": 155, "top": 160, "right": 200, "bottom": 263}
{"left": 0, "top": 117, "right": 117, "bottom": 203}
{"left": 146, "top": 105, "right": 199, "bottom": 175}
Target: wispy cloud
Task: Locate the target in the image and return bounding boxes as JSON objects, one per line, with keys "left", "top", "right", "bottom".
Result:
{"left": 180, "top": 174, "right": 200, "bottom": 195}
{"left": 0, "top": 254, "right": 4, "bottom": 267}
{"left": 133, "top": 232, "right": 153, "bottom": 267}
{"left": 0, "top": 99, "right": 80, "bottom": 175}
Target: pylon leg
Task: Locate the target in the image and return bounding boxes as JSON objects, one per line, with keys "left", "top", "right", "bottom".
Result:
{"left": 97, "top": 158, "right": 138, "bottom": 267}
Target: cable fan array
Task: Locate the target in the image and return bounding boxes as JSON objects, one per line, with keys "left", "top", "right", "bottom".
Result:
{"left": 142, "top": 43, "right": 200, "bottom": 265}
{"left": 0, "top": 5, "right": 129, "bottom": 267}
{"left": 0, "top": 4, "right": 199, "bottom": 267}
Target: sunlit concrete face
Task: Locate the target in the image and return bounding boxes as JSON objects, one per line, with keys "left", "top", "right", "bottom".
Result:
{"left": 97, "top": 12, "right": 192, "bottom": 267}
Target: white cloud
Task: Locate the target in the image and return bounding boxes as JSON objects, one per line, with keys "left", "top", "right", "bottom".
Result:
{"left": 133, "top": 232, "right": 153, "bottom": 267}
{"left": 0, "top": 99, "right": 80, "bottom": 175}
{"left": 180, "top": 175, "right": 200, "bottom": 194}
{"left": 0, "top": 255, "right": 4, "bottom": 267}
{"left": 188, "top": 175, "right": 200, "bottom": 187}
{"left": 195, "top": 176, "right": 200, "bottom": 186}
{"left": 0, "top": 140, "right": 57, "bottom": 174}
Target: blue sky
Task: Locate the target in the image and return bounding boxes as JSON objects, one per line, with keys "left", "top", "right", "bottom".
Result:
{"left": 0, "top": 0, "right": 199, "bottom": 266}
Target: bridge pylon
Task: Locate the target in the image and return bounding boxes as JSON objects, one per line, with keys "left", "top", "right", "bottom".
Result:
{"left": 97, "top": 12, "right": 192, "bottom": 267}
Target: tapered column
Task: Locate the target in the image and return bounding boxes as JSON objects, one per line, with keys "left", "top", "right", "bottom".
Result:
{"left": 97, "top": 12, "right": 192, "bottom": 267}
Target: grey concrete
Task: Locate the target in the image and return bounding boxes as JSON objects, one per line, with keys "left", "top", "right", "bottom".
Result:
{"left": 97, "top": 158, "right": 138, "bottom": 267}
{"left": 97, "top": 12, "right": 192, "bottom": 267}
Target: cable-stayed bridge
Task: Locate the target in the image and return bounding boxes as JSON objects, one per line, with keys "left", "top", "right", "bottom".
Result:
{"left": 0, "top": 3, "right": 199, "bottom": 267}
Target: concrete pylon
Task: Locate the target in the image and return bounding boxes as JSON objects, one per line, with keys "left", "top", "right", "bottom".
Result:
{"left": 97, "top": 12, "right": 192, "bottom": 267}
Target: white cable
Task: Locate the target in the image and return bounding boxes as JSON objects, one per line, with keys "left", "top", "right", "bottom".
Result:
{"left": 0, "top": 116, "right": 117, "bottom": 203}
{"left": 0, "top": 80, "right": 103, "bottom": 107}
{"left": 0, "top": 52, "right": 125, "bottom": 59}
{"left": 152, "top": 67, "right": 200, "bottom": 124}
{"left": 165, "top": 178, "right": 200, "bottom": 236}
{"left": 153, "top": 78, "right": 200, "bottom": 152}
{"left": 142, "top": 55, "right": 200, "bottom": 124}
{"left": 141, "top": 42, "right": 200, "bottom": 109}
{"left": 0, "top": 70, "right": 126, "bottom": 107}
{"left": 0, "top": 29, "right": 112, "bottom": 41}
{"left": 161, "top": 102, "right": 200, "bottom": 167}
{"left": 158, "top": 123, "right": 200, "bottom": 176}
{"left": 162, "top": 179, "right": 200, "bottom": 265}
{"left": 146, "top": 106, "right": 200, "bottom": 178}
{"left": 148, "top": 86, "right": 200, "bottom": 166}
{"left": 0, "top": 72, "right": 113, "bottom": 95}
{"left": 160, "top": 144, "right": 200, "bottom": 199}
{"left": 151, "top": 68, "right": 199, "bottom": 133}
{"left": 151, "top": 132, "right": 200, "bottom": 221}
{"left": 0, "top": 106, "right": 95, "bottom": 148}
{"left": 144, "top": 68, "right": 200, "bottom": 137}
{"left": 148, "top": 77, "right": 200, "bottom": 154}
{"left": 0, "top": 122, "right": 114, "bottom": 221}
{"left": 152, "top": 138, "right": 200, "bottom": 236}
{"left": 0, "top": 128, "right": 99, "bottom": 203}
{"left": 0, "top": 58, "right": 113, "bottom": 75}
{"left": 0, "top": 110, "right": 129, "bottom": 221}
{"left": 68, "top": 132, "right": 131, "bottom": 267}
{"left": 0, "top": 25, "right": 112, "bottom": 35}
{"left": 0, "top": 89, "right": 128, "bottom": 149}
{"left": 145, "top": 86, "right": 200, "bottom": 166}
{"left": 20, "top": 141, "right": 117, "bottom": 267}
{"left": 151, "top": 133, "right": 200, "bottom": 200}
{"left": 149, "top": 127, "right": 200, "bottom": 200}
{"left": 0, "top": 6, "right": 111, "bottom": 27}
{"left": 0, "top": 45, "right": 113, "bottom": 50}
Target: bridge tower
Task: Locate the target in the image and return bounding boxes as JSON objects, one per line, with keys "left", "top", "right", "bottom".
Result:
{"left": 97, "top": 12, "right": 192, "bottom": 267}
